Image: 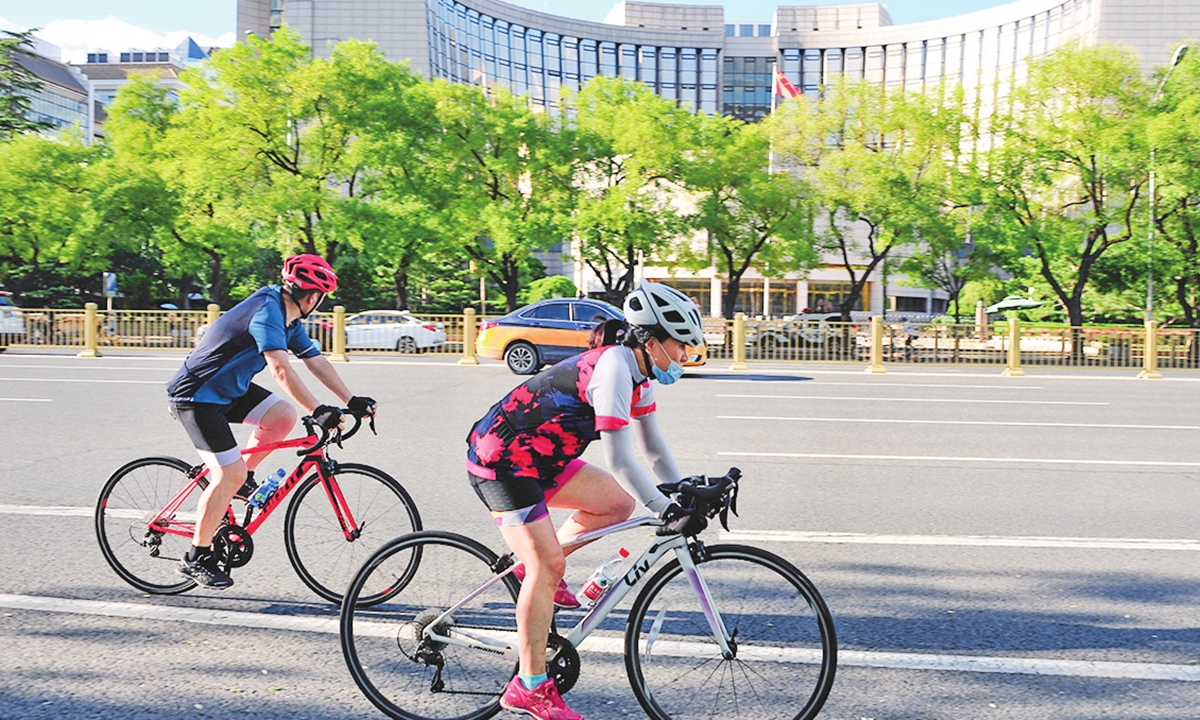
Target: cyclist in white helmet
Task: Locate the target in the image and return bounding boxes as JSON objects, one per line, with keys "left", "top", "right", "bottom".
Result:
{"left": 465, "top": 281, "right": 705, "bottom": 719}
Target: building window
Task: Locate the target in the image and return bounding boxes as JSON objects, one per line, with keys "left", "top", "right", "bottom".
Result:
{"left": 808, "top": 281, "right": 865, "bottom": 312}
{"left": 758, "top": 24, "right": 772, "bottom": 37}
{"left": 725, "top": 24, "right": 735, "bottom": 37}
{"left": 120, "top": 53, "right": 131, "bottom": 62}
{"left": 722, "top": 55, "right": 775, "bottom": 122}
{"left": 739, "top": 24, "right": 754, "bottom": 37}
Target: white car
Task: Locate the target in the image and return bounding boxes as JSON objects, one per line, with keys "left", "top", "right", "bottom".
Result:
{"left": 0, "top": 292, "right": 25, "bottom": 349}
{"left": 344, "top": 310, "right": 447, "bottom": 353}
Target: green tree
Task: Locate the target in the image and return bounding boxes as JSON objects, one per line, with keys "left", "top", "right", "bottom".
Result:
{"left": 0, "top": 30, "right": 54, "bottom": 139}
{"left": 684, "top": 114, "right": 817, "bottom": 318}
{"left": 0, "top": 135, "right": 95, "bottom": 299}
{"left": 104, "top": 74, "right": 253, "bottom": 306}
{"left": 566, "top": 77, "right": 693, "bottom": 306}
{"left": 770, "top": 80, "right": 972, "bottom": 322}
{"left": 429, "top": 81, "right": 568, "bottom": 312}
{"left": 978, "top": 44, "right": 1149, "bottom": 332}
{"left": 1149, "top": 46, "right": 1200, "bottom": 333}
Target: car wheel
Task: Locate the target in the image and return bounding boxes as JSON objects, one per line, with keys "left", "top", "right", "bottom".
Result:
{"left": 759, "top": 335, "right": 778, "bottom": 350}
{"left": 505, "top": 342, "right": 540, "bottom": 375}
{"left": 397, "top": 336, "right": 417, "bottom": 354}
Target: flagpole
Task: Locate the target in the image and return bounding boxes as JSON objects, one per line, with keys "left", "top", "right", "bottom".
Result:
{"left": 769, "top": 64, "right": 779, "bottom": 174}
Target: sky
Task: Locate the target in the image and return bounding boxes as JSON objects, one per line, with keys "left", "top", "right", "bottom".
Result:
{"left": 1, "top": 0, "right": 1015, "bottom": 63}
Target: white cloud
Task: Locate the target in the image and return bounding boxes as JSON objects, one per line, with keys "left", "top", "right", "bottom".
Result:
{"left": 31, "top": 17, "right": 235, "bottom": 63}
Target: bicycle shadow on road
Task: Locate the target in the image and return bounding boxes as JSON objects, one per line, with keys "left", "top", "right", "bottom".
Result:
{"left": 684, "top": 373, "right": 812, "bottom": 382}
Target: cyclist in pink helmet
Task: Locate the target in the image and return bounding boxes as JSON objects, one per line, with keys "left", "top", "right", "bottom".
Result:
{"left": 167, "top": 254, "right": 376, "bottom": 589}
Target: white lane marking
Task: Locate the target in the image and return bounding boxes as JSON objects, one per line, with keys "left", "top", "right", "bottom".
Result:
{"left": 717, "top": 416, "right": 1200, "bottom": 431}
{"left": 0, "top": 377, "right": 163, "bottom": 385}
{"left": 720, "top": 451, "right": 1200, "bottom": 468}
{"left": 0, "top": 505, "right": 92, "bottom": 516}
{"left": 717, "top": 530, "right": 1200, "bottom": 551}
{"left": 717, "top": 393, "right": 1106, "bottom": 406}
{"left": 2, "top": 593, "right": 1196, "bottom": 682}
{"left": 0, "top": 397, "right": 51, "bottom": 402}
{"left": 0, "top": 364, "right": 174, "bottom": 371}
{"left": 715, "top": 380, "right": 1044, "bottom": 390}
{"left": 694, "top": 367, "right": 1200, "bottom": 382}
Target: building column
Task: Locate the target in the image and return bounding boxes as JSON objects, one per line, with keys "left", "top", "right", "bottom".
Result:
{"left": 797, "top": 280, "right": 808, "bottom": 314}
{"left": 762, "top": 276, "right": 771, "bottom": 318}
{"left": 710, "top": 275, "right": 723, "bottom": 318}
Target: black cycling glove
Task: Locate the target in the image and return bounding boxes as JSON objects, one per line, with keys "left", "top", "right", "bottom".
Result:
{"left": 312, "top": 404, "right": 343, "bottom": 430}
{"left": 659, "top": 502, "right": 708, "bottom": 537}
{"left": 347, "top": 396, "right": 377, "bottom": 416}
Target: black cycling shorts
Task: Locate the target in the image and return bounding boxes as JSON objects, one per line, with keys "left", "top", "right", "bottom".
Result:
{"left": 169, "top": 383, "right": 281, "bottom": 468}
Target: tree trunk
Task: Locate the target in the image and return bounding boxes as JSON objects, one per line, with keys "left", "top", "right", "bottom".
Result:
{"left": 394, "top": 269, "right": 409, "bottom": 311}
{"left": 207, "top": 250, "right": 223, "bottom": 305}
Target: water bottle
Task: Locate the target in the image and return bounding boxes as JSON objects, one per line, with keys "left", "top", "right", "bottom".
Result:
{"left": 579, "top": 548, "right": 630, "bottom": 608}
{"left": 249, "top": 468, "right": 286, "bottom": 509}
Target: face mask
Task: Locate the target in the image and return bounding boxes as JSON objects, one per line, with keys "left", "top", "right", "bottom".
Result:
{"left": 653, "top": 359, "right": 684, "bottom": 385}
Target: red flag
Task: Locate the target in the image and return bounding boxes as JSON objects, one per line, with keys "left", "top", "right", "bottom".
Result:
{"left": 773, "top": 67, "right": 801, "bottom": 99}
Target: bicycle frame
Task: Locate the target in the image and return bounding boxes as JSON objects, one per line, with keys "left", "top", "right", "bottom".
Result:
{"left": 423, "top": 515, "right": 735, "bottom": 661}
{"left": 144, "top": 433, "right": 363, "bottom": 542}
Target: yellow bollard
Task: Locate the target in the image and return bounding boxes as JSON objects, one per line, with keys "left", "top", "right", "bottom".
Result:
{"left": 459, "top": 307, "right": 480, "bottom": 365}
{"left": 329, "top": 305, "right": 349, "bottom": 362}
{"left": 206, "top": 303, "right": 220, "bottom": 328}
{"left": 1001, "top": 316, "right": 1025, "bottom": 377}
{"left": 730, "top": 313, "right": 748, "bottom": 371}
{"left": 866, "top": 316, "right": 886, "bottom": 374}
{"left": 1137, "top": 320, "right": 1162, "bottom": 379}
{"left": 78, "top": 302, "right": 101, "bottom": 358}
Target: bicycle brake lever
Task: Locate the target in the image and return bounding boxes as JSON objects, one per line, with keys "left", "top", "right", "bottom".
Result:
{"left": 368, "top": 415, "right": 377, "bottom": 435}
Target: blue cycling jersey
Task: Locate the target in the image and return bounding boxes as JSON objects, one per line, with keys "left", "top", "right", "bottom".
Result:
{"left": 167, "top": 285, "right": 321, "bottom": 405}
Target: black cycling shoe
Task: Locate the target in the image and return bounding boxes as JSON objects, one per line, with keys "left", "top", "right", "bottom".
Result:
{"left": 178, "top": 557, "right": 234, "bottom": 590}
{"left": 234, "top": 473, "right": 258, "bottom": 502}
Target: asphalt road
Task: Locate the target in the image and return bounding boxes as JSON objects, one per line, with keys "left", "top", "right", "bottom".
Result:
{"left": 1, "top": 350, "right": 1197, "bottom": 720}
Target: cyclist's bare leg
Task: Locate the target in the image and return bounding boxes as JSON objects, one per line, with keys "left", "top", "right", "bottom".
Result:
{"left": 498, "top": 515, "right": 564, "bottom": 677}
{"left": 547, "top": 465, "right": 634, "bottom": 557}
{"left": 241, "top": 400, "right": 298, "bottom": 471}
{"left": 193, "top": 458, "right": 247, "bottom": 546}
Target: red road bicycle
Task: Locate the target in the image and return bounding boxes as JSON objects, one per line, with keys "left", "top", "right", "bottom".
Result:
{"left": 96, "top": 411, "right": 422, "bottom": 605}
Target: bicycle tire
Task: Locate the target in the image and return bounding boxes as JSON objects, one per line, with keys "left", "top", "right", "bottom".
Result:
{"left": 95, "top": 456, "right": 198, "bottom": 595}
{"left": 624, "top": 544, "right": 837, "bottom": 720}
{"left": 341, "top": 531, "right": 521, "bottom": 720}
{"left": 284, "top": 462, "right": 422, "bottom": 606}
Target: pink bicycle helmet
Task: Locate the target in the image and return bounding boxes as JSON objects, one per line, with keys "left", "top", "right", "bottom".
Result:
{"left": 281, "top": 254, "right": 338, "bottom": 293}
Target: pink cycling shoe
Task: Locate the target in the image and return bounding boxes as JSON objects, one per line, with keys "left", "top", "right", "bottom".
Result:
{"left": 511, "top": 564, "right": 582, "bottom": 610}
{"left": 500, "top": 676, "right": 583, "bottom": 720}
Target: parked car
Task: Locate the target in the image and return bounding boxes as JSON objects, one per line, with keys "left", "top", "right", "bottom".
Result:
{"left": 477, "top": 298, "right": 707, "bottom": 375}
{"left": 751, "top": 312, "right": 850, "bottom": 349}
{"left": 0, "top": 292, "right": 25, "bottom": 350}
{"left": 344, "top": 310, "right": 447, "bottom": 353}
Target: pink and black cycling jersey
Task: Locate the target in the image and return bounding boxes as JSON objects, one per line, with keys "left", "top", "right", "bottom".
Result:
{"left": 466, "top": 345, "right": 655, "bottom": 486}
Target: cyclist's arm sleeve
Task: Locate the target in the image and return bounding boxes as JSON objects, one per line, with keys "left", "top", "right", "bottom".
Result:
{"left": 633, "top": 412, "right": 683, "bottom": 488}
{"left": 600, "top": 426, "right": 672, "bottom": 516}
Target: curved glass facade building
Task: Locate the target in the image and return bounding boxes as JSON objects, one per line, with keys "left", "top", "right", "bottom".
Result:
{"left": 242, "top": 0, "right": 1198, "bottom": 121}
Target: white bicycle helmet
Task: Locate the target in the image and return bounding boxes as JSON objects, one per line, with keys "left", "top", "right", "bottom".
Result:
{"left": 623, "top": 281, "right": 704, "bottom": 346}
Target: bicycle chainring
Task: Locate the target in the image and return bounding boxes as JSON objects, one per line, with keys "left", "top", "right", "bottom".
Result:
{"left": 213, "top": 524, "right": 254, "bottom": 569}
{"left": 546, "top": 633, "right": 580, "bottom": 695}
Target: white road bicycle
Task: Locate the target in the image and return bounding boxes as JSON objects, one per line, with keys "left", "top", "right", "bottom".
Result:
{"left": 340, "top": 468, "right": 837, "bottom": 720}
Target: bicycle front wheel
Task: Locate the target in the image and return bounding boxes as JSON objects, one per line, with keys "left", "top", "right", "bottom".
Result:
{"left": 284, "top": 462, "right": 422, "bottom": 606}
{"left": 625, "top": 544, "right": 836, "bottom": 720}
{"left": 95, "top": 456, "right": 197, "bottom": 594}
{"left": 341, "top": 531, "right": 520, "bottom": 720}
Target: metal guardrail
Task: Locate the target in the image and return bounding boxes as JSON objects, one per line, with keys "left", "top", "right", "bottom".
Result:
{"left": 3, "top": 304, "right": 1195, "bottom": 377}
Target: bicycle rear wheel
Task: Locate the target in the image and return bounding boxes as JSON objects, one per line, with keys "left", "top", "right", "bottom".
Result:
{"left": 625, "top": 544, "right": 836, "bottom": 720}
{"left": 95, "top": 456, "right": 197, "bottom": 594}
{"left": 341, "top": 531, "right": 520, "bottom": 720}
{"left": 284, "top": 462, "right": 422, "bottom": 606}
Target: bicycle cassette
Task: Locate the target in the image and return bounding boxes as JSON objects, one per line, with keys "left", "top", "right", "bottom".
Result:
{"left": 213, "top": 524, "right": 254, "bottom": 568}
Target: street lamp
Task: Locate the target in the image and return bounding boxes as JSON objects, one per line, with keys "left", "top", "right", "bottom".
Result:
{"left": 1147, "top": 44, "right": 1189, "bottom": 323}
